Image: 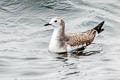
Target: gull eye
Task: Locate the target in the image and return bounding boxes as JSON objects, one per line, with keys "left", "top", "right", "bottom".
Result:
{"left": 54, "top": 20, "right": 57, "bottom": 22}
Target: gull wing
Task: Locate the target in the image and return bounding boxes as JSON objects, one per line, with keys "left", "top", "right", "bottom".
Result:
{"left": 65, "top": 21, "right": 104, "bottom": 47}
{"left": 65, "top": 29, "right": 97, "bottom": 47}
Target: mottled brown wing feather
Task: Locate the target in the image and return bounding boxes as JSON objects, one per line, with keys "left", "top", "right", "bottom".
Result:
{"left": 65, "top": 29, "right": 97, "bottom": 46}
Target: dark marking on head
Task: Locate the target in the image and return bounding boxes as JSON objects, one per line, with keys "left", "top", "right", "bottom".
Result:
{"left": 60, "top": 19, "right": 65, "bottom": 27}
{"left": 54, "top": 20, "right": 57, "bottom": 22}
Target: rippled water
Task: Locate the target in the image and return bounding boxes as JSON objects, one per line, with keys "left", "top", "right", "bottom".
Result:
{"left": 0, "top": 0, "right": 120, "bottom": 80}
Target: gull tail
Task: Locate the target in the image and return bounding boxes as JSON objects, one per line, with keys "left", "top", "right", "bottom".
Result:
{"left": 94, "top": 21, "right": 105, "bottom": 34}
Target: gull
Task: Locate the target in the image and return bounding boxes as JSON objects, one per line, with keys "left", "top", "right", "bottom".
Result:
{"left": 44, "top": 17, "right": 104, "bottom": 53}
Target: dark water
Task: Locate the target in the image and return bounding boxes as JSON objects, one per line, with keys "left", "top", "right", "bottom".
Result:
{"left": 0, "top": 0, "right": 120, "bottom": 80}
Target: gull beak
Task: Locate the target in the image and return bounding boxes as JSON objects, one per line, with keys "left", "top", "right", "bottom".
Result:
{"left": 44, "top": 23, "right": 51, "bottom": 26}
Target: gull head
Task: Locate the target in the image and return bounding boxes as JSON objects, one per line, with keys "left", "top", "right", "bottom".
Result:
{"left": 44, "top": 17, "right": 65, "bottom": 28}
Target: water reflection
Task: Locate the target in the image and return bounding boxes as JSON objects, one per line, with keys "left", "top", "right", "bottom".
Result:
{"left": 53, "top": 49, "right": 102, "bottom": 60}
{"left": 55, "top": 55, "right": 81, "bottom": 80}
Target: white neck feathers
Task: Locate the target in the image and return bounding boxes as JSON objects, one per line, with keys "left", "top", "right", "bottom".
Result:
{"left": 48, "top": 26, "right": 66, "bottom": 52}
